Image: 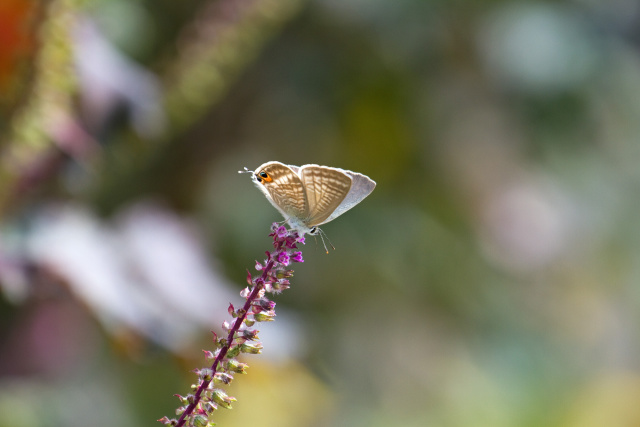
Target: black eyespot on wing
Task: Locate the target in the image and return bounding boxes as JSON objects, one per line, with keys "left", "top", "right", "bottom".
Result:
{"left": 258, "top": 171, "right": 273, "bottom": 183}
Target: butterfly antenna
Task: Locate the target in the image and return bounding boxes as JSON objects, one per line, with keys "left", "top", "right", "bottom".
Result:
{"left": 238, "top": 167, "right": 252, "bottom": 174}
{"left": 317, "top": 228, "right": 335, "bottom": 254}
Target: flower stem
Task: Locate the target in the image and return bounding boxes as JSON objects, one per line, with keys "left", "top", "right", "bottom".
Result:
{"left": 175, "top": 260, "right": 275, "bottom": 427}
{"left": 161, "top": 224, "right": 304, "bottom": 427}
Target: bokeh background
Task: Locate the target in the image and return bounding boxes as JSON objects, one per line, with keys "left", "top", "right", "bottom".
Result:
{"left": 2, "top": 0, "right": 640, "bottom": 426}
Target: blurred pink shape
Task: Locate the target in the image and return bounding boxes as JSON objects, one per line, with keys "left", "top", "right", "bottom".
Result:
{"left": 73, "top": 17, "right": 164, "bottom": 139}
{"left": 479, "top": 176, "right": 571, "bottom": 273}
{"left": 24, "top": 202, "right": 235, "bottom": 352}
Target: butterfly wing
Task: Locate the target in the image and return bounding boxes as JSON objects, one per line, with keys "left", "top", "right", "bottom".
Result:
{"left": 287, "top": 165, "right": 300, "bottom": 174}
{"left": 323, "top": 170, "right": 376, "bottom": 223}
{"left": 299, "top": 165, "right": 353, "bottom": 227}
{"left": 253, "top": 161, "right": 309, "bottom": 221}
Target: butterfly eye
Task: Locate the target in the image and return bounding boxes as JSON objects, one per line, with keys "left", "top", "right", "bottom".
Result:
{"left": 257, "top": 171, "right": 273, "bottom": 183}
{"left": 309, "top": 227, "right": 317, "bottom": 234}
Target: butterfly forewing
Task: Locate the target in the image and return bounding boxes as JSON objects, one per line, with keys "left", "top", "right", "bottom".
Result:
{"left": 299, "top": 166, "right": 352, "bottom": 226}
{"left": 256, "top": 162, "right": 309, "bottom": 220}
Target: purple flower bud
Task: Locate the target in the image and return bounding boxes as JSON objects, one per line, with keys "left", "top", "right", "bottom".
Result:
{"left": 277, "top": 251, "right": 290, "bottom": 266}
{"left": 285, "top": 237, "right": 298, "bottom": 249}
{"left": 276, "top": 226, "right": 288, "bottom": 238}
{"left": 292, "top": 251, "right": 304, "bottom": 263}
{"left": 254, "top": 261, "right": 263, "bottom": 271}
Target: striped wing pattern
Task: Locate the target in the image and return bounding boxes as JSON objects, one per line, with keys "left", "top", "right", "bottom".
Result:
{"left": 299, "top": 166, "right": 352, "bottom": 226}
{"left": 323, "top": 170, "right": 376, "bottom": 223}
{"left": 256, "top": 162, "right": 308, "bottom": 220}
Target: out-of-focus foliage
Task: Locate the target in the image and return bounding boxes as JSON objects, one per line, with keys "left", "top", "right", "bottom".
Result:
{"left": 2, "top": 0, "right": 640, "bottom": 426}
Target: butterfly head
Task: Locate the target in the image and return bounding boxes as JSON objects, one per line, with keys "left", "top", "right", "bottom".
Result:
{"left": 238, "top": 166, "right": 274, "bottom": 186}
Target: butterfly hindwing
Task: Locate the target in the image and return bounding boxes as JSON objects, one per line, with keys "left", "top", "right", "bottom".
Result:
{"left": 323, "top": 170, "right": 376, "bottom": 223}
{"left": 299, "top": 165, "right": 352, "bottom": 227}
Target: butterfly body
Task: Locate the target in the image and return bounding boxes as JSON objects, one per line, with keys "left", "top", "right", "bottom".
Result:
{"left": 246, "top": 161, "right": 376, "bottom": 235}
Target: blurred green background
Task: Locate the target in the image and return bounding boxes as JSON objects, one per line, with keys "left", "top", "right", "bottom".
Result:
{"left": 2, "top": 0, "right": 640, "bottom": 426}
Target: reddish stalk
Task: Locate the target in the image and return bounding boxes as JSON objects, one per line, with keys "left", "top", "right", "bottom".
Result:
{"left": 175, "top": 260, "right": 274, "bottom": 427}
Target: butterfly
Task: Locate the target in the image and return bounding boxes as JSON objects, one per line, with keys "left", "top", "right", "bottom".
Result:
{"left": 240, "top": 161, "right": 376, "bottom": 238}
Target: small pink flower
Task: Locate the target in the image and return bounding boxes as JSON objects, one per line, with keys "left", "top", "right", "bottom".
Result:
{"left": 277, "top": 251, "right": 290, "bottom": 266}
{"left": 276, "top": 226, "right": 288, "bottom": 238}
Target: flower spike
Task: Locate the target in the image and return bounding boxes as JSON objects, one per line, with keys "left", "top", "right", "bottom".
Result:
{"left": 161, "top": 223, "right": 305, "bottom": 427}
